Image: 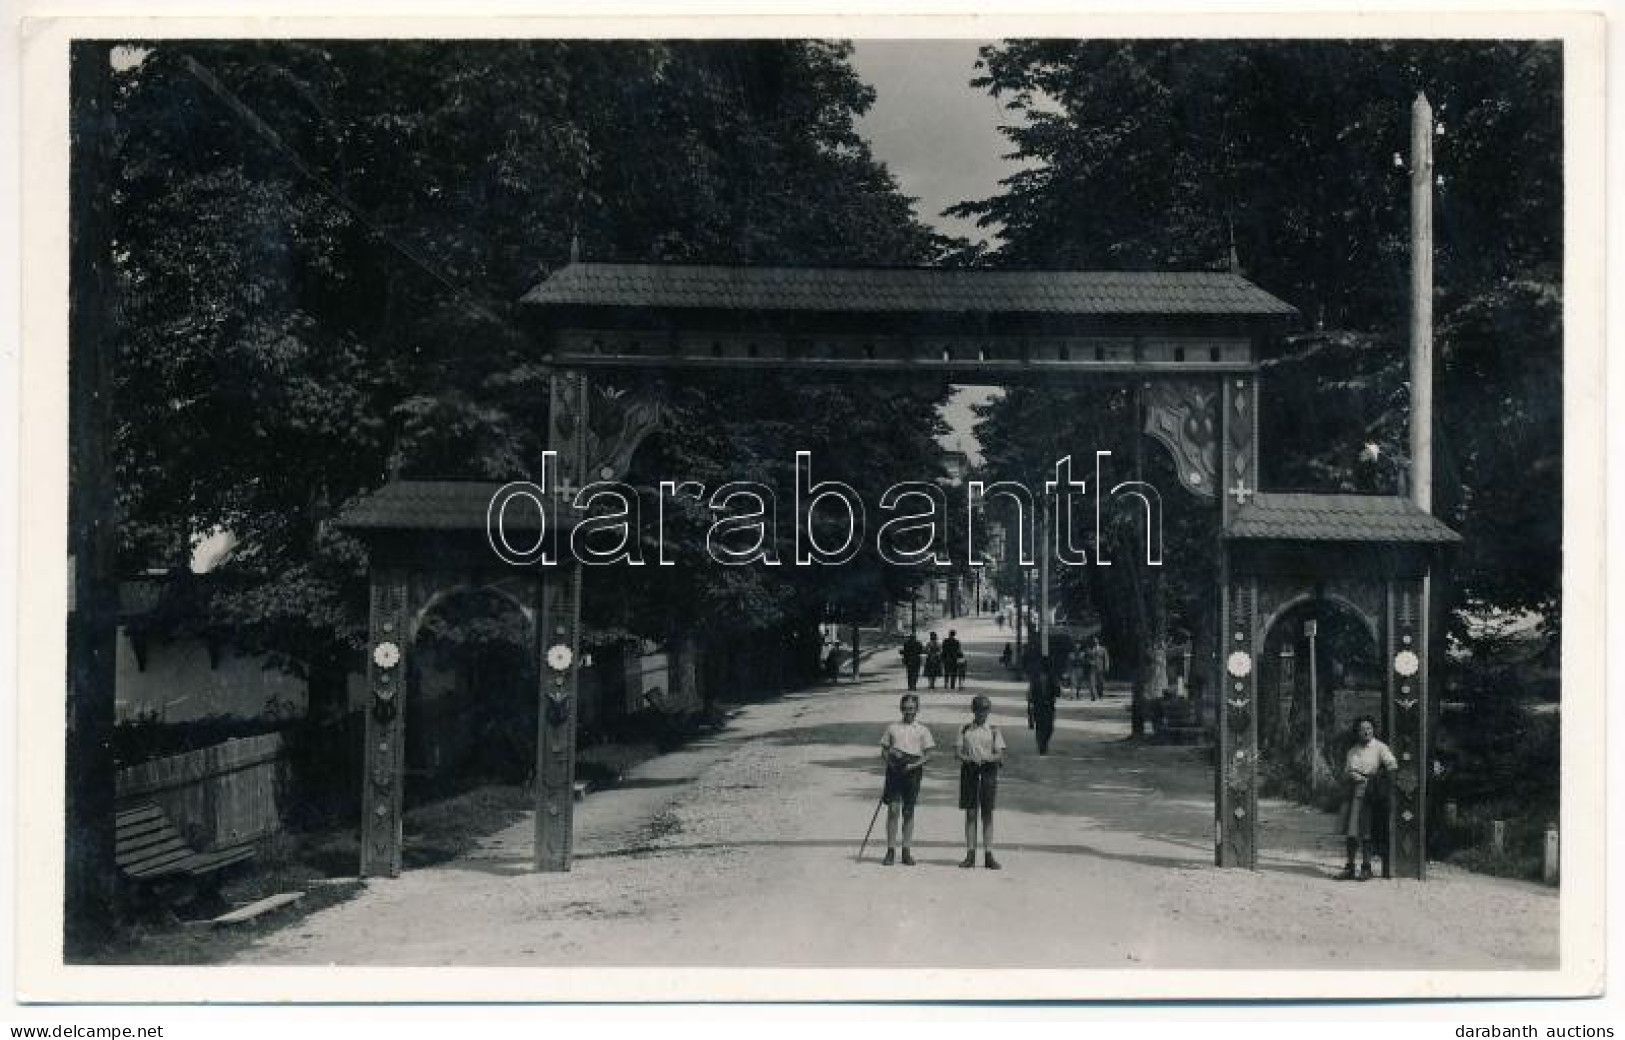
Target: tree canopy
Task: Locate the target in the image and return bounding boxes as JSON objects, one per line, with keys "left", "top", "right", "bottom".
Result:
{"left": 106, "top": 40, "right": 956, "bottom": 694}
{"left": 958, "top": 39, "right": 1562, "bottom": 647}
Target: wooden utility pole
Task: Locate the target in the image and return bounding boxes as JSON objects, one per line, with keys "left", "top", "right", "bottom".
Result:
{"left": 1410, "top": 93, "right": 1434, "bottom": 512}
{"left": 1306, "top": 619, "right": 1326, "bottom": 787}
{"left": 66, "top": 41, "right": 120, "bottom": 952}
{"left": 1012, "top": 531, "right": 1024, "bottom": 658}
{"left": 1129, "top": 384, "right": 1153, "bottom": 734}
{"left": 1409, "top": 90, "right": 1438, "bottom": 881}
{"left": 1038, "top": 499, "right": 1051, "bottom": 662}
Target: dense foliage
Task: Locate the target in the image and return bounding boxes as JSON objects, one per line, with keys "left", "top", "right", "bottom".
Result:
{"left": 959, "top": 39, "right": 1562, "bottom": 654}
{"left": 106, "top": 40, "right": 955, "bottom": 706}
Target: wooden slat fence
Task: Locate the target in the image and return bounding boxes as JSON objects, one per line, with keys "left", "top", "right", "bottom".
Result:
{"left": 115, "top": 733, "right": 285, "bottom": 850}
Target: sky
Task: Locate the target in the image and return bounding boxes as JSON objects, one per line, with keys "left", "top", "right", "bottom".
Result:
{"left": 847, "top": 39, "right": 1015, "bottom": 245}
{"left": 848, "top": 39, "right": 1019, "bottom": 463}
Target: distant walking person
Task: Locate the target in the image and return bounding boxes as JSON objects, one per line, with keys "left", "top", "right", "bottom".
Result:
{"left": 823, "top": 639, "right": 844, "bottom": 684}
{"left": 1000, "top": 642, "right": 1013, "bottom": 671}
{"left": 1087, "top": 636, "right": 1112, "bottom": 702}
{"left": 878, "top": 693, "right": 935, "bottom": 866}
{"left": 923, "top": 633, "right": 943, "bottom": 690}
{"left": 941, "top": 630, "right": 964, "bottom": 691}
{"left": 900, "top": 632, "right": 924, "bottom": 691}
{"left": 1336, "top": 716, "right": 1397, "bottom": 881}
{"left": 957, "top": 694, "right": 1006, "bottom": 869}
{"left": 1028, "top": 650, "right": 1059, "bottom": 755}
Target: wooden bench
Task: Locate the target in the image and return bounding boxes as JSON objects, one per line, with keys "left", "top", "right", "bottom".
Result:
{"left": 116, "top": 802, "right": 256, "bottom": 890}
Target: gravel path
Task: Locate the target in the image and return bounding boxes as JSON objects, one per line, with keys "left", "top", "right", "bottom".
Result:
{"left": 233, "top": 617, "right": 1557, "bottom": 970}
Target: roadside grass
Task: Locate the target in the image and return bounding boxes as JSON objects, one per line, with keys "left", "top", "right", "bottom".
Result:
{"left": 78, "top": 783, "right": 537, "bottom": 964}
{"left": 401, "top": 783, "right": 533, "bottom": 864}
{"left": 1435, "top": 803, "right": 1556, "bottom": 882}
{"left": 76, "top": 827, "right": 365, "bottom": 965}
{"left": 1446, "top": 844, "right": 1545, "bottom": 881}
{"left": 578, "top": 740, "right": 663, "bottom": 790}
{"left": 81, "top": 880, "right": 365, "bottom": 966}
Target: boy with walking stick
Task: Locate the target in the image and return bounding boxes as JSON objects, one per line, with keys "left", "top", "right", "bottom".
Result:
{"left": 877, "top": 693, "right": 934, "bottom": 866}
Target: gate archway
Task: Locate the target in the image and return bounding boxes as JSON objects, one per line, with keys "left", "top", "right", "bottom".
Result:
{"left": 409, "top": 586, "right": 539, "bottom": 795}
{"left": 1256, "top": 596, "right": 1383, "bottom": 816}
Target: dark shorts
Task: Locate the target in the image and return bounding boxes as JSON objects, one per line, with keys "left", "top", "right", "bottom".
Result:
{"left": 883, "top": 765, "right": 923, "bottom": 809}
{"left": 959, "top": 762, "right": 999, "bottom": 812}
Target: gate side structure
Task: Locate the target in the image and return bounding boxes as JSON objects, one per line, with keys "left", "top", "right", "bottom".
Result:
{"left": 334, "top": 260, "right": 1457, "bottom": 878}
{"left": 337, "top": 481, "right": 582, "bottom": 877}
{"left": 1217, "top": 494, "right": 1458, "bottom": 875}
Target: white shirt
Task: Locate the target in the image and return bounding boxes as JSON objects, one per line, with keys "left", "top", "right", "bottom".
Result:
{"left": 881, "top": 721, "right": 936, "bottom": 762}
{"left": 1345, "top": 739, "right": 1398, "bottom": 780}
{"left": 957, "top": 721, "right": 1007, "bottom": 765}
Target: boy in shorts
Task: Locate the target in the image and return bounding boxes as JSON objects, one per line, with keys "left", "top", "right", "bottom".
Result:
{"left": 956, "top": 694, "right": 1006, "bottom": 869}
{"left": 879, "top": 693, "right": 935, "bottom": 866}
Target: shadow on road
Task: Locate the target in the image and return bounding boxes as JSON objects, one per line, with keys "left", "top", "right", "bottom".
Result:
{"left": 736, "top": 669, "right": 1341, "bottom": 879}
{"left": 453, "top": 836, "right": 1224, "bottom": 875}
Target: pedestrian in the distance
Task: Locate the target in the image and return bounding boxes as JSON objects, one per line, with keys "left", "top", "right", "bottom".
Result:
{"left": 923, "top": 632, "right": 943, "bottom": 690}
{"left": 941, "top": 630, "right": 963, "bottom": 691}
{"left": 823, "top": 640, "right": 844, "bottom": 684}
{"left": 1087, "top": 635, "right": 1112, "bottom": 702}
{"left": 1336, "top": 716, "right": 1397, "bottom": 881}
{"left": 900, "top": 631, "right": 924, "bottom": 690}
{"left": 957, "top": 694, "right": 1006, "bottom": 869}
{"left": 878, "top": 693, "right": 935, "bottom": 866}
{"left": 1000, "top": 642, "right": 1013, "bottom": 671}
{"left": 1028, "top": 650, "right": 1058, "bottom": 754}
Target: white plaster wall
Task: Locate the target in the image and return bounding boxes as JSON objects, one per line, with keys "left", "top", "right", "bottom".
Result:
{"left": 114, "top": 630, "right": 308, "bottom": 723}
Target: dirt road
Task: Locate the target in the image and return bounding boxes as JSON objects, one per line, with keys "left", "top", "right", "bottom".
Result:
{"left": 233, "top": 617, "right": 1557, "bottom": 970}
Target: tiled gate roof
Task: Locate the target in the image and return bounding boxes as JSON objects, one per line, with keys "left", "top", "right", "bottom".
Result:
{"left": 1227, "top": 493, "right": 1460, "bottom": 544}
{"left": 337, "top": 480, "right": 573, "bottom": 534}
{"left": 524, "top": 262, "right": 1300, "bottom": 319}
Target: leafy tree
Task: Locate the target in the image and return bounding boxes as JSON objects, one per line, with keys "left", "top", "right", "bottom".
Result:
{"left": 956, "top": 40, "right": 1562, "bottom": 664}
{"left": 107, "top": 40, "right": 952, "bottom": 720}
{"left": 973, "top": 381, "right": 1218, "bottom": 719}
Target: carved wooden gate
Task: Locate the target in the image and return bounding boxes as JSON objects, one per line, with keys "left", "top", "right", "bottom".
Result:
{"left": 1220, "top": 508, "right": 1454, "bottom": 876}
{"left": 338, "top": 483, "right": 583, "bottom": 876}
{"left": 335, "top": 261, "right": 1454, "bottom": 878}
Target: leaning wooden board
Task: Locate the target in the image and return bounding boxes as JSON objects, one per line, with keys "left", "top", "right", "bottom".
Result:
{"left": 115, "top": 802, "right": 255, "bottom": 881}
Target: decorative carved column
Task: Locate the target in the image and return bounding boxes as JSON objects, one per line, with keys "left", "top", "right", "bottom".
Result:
{"left": 1217, "top": 569, "right": 1260, "bottom": 868}
{"left": 361, "top": 566, "right": 410, "bottom": 878}
{"left": 536, "top": 369, "right": 589, "bottom": 871}
{"left": 1143, "top": 379, "right": 1219, "bottom": 499}
{"left": 535, "top": 563, "right": 581, "bottom": 871}
{"left": 534, "top": 371, "right": 664, "bottom": 871}
{"left": 1386, "top": 576, "right": 1429, "bottom": 879}
{"left": 1220, "top": 375, "right": 1260, "bottom": 525}
{"left": 1216, "top": 376, "right": 1259, "bottom": 863}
